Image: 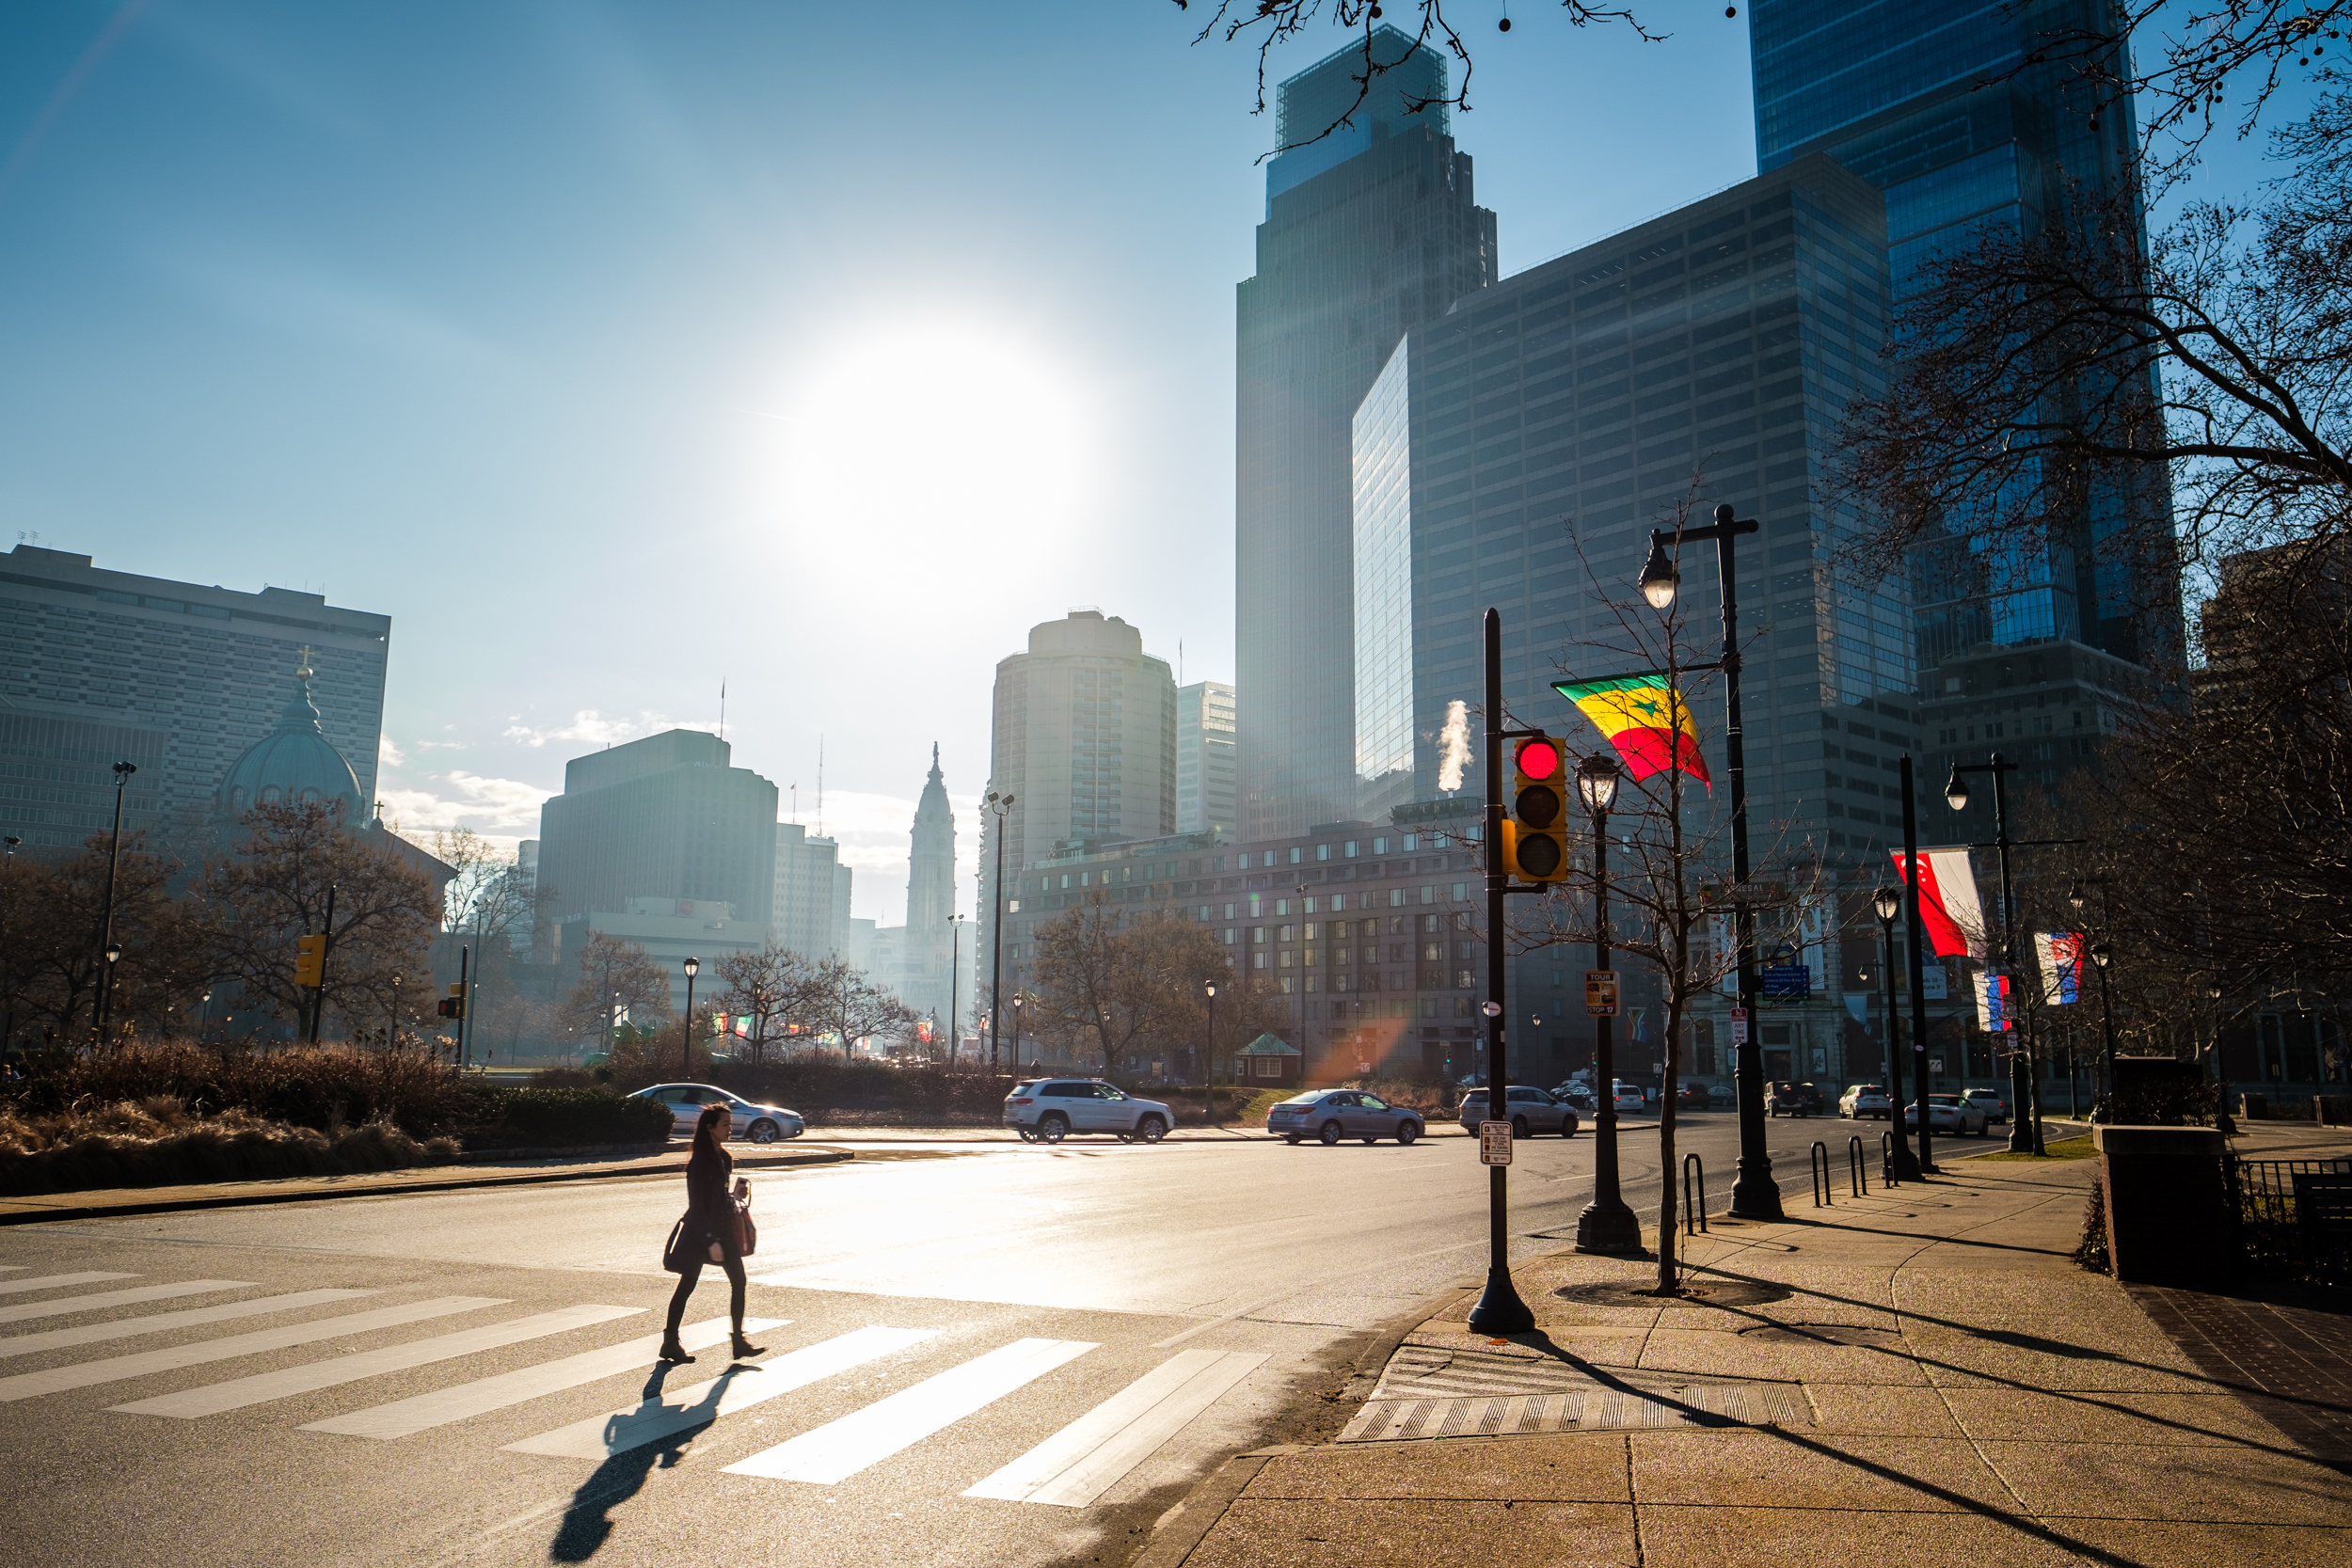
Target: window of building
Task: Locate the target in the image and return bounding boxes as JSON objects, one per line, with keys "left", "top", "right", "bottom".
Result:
{"left": 1420, "top": 885, "right": 1437, "bottom": 904}
{"left": 1223, "top": 928, "right": 1235, "bottom": 944}
{"left": 1330, "top": 893, "right": 1347, "bottom": 911}
{"left": 1223, "top": 903, "right": 1236, "bottom": 919}
{"left": 1275, "top": 899, "right": 1290, "bottom": 917}
{"left": 1289, "top": 847, "right": 1302, "bottom": 863}
{"left": 1304, "top": 923, "right": 1319, "bottom": 941}
{"left": 1253, "top": 952, "right": 1266, "bottom": 969}
{"left": 1403, "top": 833, "right": 1419, "bottom": 850}
{"left": 1304, "top": 896, "right": 1319, "bottom": 913}
{"left": 1009, "top": 899, "right": 1021, "bottom": 913}
{"left": 1390, "top": 889, "right": 1406, "bottom": 907}
{"left": 1279, "top": 976, "right": 1295, "bottom": 993}
{"left": 1059, "top": 875, "right": 1071, "bottom": 889}
{"left": 1305, "top": 975, "right": 1319, "bottom": 992}
{"left": 1345, "top": 841, "right": 1359, "bottom": 858}
{"left": 1422, "top": 942, "right": 1441, "bottom": 961}
{"left": 1253, "top": 1055, "right": 1281, "bottom": 1078}
{"left": 1263, "top": 851, "right": 1279, "bottom": 868}
{"left": 1253, "top": 927, "right": 1267, "bottom": 943}
{"left": 1279, "top": 925, "right": 1295, "bottom": 942}
{"left": 1279, "top": 951, "right": 1293, "bottom": 967}
{"left": 1456, "top": 969, "right": 1476, "bottom": 988}
{"left": 1374, "top": 836, "right": 1390, "bottom": 853}
{"left": 1316, "top": 844, "right": 1331, "bottom": 861}
{"left": 1422, "top": 913, "right": 1440, "bottom": 932}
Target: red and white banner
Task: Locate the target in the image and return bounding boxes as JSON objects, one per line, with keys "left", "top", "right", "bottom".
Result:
{"left": 1889, "top": 849, "right": 1988, "bottom": 960}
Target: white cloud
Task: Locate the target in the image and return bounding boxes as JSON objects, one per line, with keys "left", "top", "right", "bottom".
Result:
{"left": 502, "top": 709, "right": 679, "bottom": 749}
{"left": 377, "top": 736, "right": 407, "bottom": 768}
{"left": 373, "top": 770, "right": 554, "bottom": 851}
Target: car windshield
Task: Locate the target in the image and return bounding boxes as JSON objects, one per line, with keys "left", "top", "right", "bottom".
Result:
{"left": 1280, "top": 1092, "right": 1320, "bottom": 1105}
{"left": 1009, "top": 1082, "right": 1041, "bottom": 1094}
{"left": 1853, "top": 1086, "right": 1884, "bottom": 1095}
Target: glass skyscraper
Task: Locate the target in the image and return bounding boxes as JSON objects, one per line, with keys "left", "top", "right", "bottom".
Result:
{"left": 1235, "top": 26, "right": 1496, "bottom": 841}
{"left": 1751, "top": 0, "right": 2177, "bottom": 668}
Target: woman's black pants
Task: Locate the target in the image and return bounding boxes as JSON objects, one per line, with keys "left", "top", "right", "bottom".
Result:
{"left": 665, "top": 1239, "right": 746, "bottom": 1338}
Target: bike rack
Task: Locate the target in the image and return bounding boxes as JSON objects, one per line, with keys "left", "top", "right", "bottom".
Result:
{"left": 1809, "top": 1141, "right": 1833, "bottom": 1207}
{"left": 1847, "top": 1134, "right": 1868, "bottom": 1197}
{"left": 1682, "top": 1151, "right": 1708, "bottom": 1235}
{"left": 1880, "top": 1130, "right": 1901, "bottom": 1186}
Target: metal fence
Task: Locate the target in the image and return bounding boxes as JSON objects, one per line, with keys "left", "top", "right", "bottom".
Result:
{"left": 2227, "top": 1157, "right": 2352, "bottom": 1288}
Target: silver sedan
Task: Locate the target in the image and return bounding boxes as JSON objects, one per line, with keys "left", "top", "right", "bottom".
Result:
{"left": 1903, "top": 1094, "right": 1991, "bottom": 1137}
{"left": 628, "top": 1083, "right": 806, "bottom": 1144}
{"left": 1266, "top": 1090, "right": 1425, "bottom": 1146}
{"left": 1454, "top": 1085, "right": 1581, "bottom": 1139}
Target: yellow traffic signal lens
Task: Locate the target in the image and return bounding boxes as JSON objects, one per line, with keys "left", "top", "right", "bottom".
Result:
{"left": 1515, "top": 784, "right": 1562, "bottom": 829}
{"left": 1513, "top": 832, "right": 1564, "bottom": 879}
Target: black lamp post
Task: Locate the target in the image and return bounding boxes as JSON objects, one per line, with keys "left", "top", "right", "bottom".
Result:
{"left": 1010, "top": 992, "right": 1025, "bottom": 1073}
{"left": 98, "top": 942, "right": 122, "bottom": 1048}
{"left": 946, "top": 912, "right": 963, "bottom": 1066}
{"left": 2090, "top": 942, "right": 2118, "bottom": 1116}
{"left": 389, "top": 972, "right": 402, "bottom": 1052}
{"left": 681, "top": 956, "right": 700, "bottom": 1080}
{"left": 1204, "top": 979, "right": 1219, "bottom": 1120}
{"left": 985, "top": 789, "right": 1015, "bottom": 1077}
{"left": 1874, "top": 886, "right": 1921, "bottom": 1180}
{"left": 92, "top": 760, "right": 137, "bottom": 1044}
{"left": 1574, "top": 752, "right": 1639, "bottom": 1255}
{"left": 1295, "top": 882, "right": 1310, "bottom": 1080}
{"left": 1945, "top": 754, "right": 2038, "bottom": 1153}
{"left": 1639, "top": 503, "right": 1778, "bottom": 1219}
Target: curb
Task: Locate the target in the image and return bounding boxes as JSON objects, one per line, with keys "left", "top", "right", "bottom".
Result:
{"left": 0, "top": 1147, "right": 852, "bottom": 1227}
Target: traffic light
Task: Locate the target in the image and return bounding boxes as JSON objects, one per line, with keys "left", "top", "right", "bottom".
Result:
{"left": 437, "top": 983, "right": 465, "bottom": 1021}
{"left": 293, "top": 933, "right": 326, "bottom": 988}
{"left": 1503, "top": 735, "right": 1569, "bottom": 882}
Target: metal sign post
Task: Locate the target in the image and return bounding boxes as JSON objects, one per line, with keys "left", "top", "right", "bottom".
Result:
{"left": 1468, "top": 607, "right": 1534, "bottom": 1336}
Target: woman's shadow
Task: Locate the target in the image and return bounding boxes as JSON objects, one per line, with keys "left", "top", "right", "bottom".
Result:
{"left": 548, "top": 1361, "right": 749, "bottom": 1561}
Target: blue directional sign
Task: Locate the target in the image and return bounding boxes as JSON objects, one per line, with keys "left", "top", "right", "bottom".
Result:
{"left": 1760, "top": 964, "right": 1812, "bottom": 1001}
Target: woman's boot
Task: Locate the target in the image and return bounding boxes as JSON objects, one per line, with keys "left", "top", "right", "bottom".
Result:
{"left": 659, "top": 1337, "right": 695, "bottom": 1363}
{"left": 730, "top": 1328, "right": 766, "bottom": 1359}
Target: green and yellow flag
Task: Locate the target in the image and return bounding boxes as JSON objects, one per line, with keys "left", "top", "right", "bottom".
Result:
{"left": 1551, "top": 673, "right": 1711, "bottom": 787}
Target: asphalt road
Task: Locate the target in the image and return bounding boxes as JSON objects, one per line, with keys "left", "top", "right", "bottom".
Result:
{"left": 0, "top": 1108, "right": 1968, "bottom": 1567}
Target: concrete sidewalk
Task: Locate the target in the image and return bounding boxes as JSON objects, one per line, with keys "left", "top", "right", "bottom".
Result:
{"left": 1150, "top": 1157, "right": 2352, "bottom": 1566}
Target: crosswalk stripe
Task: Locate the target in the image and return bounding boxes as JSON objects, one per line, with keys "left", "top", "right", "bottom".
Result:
{"left": 0, "top": 1280, "right": 251, "bottom": 1326}
{"left": 503, "top": 1325, "right": 936, "bottom": 1461}
{"left": 301, "top": 1316, "right": 788, "bottom": 1439}
{"left": 0, "top": 1289, "right": 375, "bottom": 1360}
{"left": 0, "top": 1295, "right": 504, "bottom": 1403}
{"left": 109, "top": 1304, "right": 645, "bottom": 1418}
{"left": 723, "top": 1337, "right": 1096, "bottom": 1485}
{"left": 0, "top": 1272, "right": 138, "bottom": 1296}
{"left": 963, "top": 1349, "right": 1268, "bottom": 1508}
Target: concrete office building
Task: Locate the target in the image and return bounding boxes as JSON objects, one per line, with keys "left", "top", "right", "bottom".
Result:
{"left": 0, "top": 544, "right": 389, "bottom": 858}
{"left": 772, "top": 823, "right": 850, "bottom": 958}
{"left": 977, "top": 611, "right": 1177, "bottom": 990}
{"left": 1234, "top": 28, "right": 1497, "bottom": 841}
{"left": 536, "top": 730, "right": 778, "bottom": 932}
{"left": 1174, "top": 681, "right": 1237, "bottom": 838}
{"left": 556, "top": 899, "right": 770, "bottom": 1021}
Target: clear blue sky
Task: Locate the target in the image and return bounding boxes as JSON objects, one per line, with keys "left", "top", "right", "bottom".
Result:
{"left": 0, "top": 1, "right": 2280, "bottom": 923}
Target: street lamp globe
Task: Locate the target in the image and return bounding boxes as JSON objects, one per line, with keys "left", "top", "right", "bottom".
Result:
{"left": 2090, "top": 942, "right": 2112, "bottom": 970}
{"left": 682, "top": 956, "right": 699, "bottom": 978}
{"left": 104, "top": 942, "right": 122, "bottom": 965}
{"left": 1637, "top": 540, "right": 1679, "bottom": 610}
{"left": 1204, "top": 981, "right": 1216, "bottom": 998}
{"left": 1943, "top": 767, "right": 1970, "bottom": 812}
{"left": 1574, "top": 752, "right": 1621, "bottom": 814}
{"left": 1872, "top": 886, "right": 1900, "bottom": 925}
{"left": 2067, "top": 880, "right": 2087, "bottom": 913}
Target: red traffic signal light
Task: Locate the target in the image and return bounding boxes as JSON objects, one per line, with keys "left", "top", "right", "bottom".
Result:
{"left": 1513, "top": 737, "right": 1561, "bottom": 782}
{"left": 1505, "top": 735, "right": 1569, "bottom": 881}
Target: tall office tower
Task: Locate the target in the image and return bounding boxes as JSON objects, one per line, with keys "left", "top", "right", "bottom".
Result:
{"left": 536, "top": 730, "right": 778, "bottom": 927}
{"left": 1354, "top": 155, "right": 1910, "bottom": 1084}
{"left": 977, "top": 610, "right": 1178, "bottom": 991}
{"left": 0, "top": 544, "right": 389, "bottom": 858}
{"left": 1750, "top": 0, "right": 2179, "bottom": 670}
{"left": 771, "top": 822, "right": 847, "bottom": 958}
{"left": 1355, "top": 155, "right": 1913, "bottom": 857}
{"left": 1235, "top": 26, "right": 1497, "bottom": 840}
{"left": 898, "top": 744, "right": 959, "bottom": 1027}
{"left": 1174, "top": 681, "right": 1237, "bottom": 836}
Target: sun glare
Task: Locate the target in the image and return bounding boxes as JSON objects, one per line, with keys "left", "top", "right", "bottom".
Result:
{"left": 761, "top": 323, "right": 1089, "bottom": 590}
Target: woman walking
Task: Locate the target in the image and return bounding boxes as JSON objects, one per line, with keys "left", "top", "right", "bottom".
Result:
{"left": 660, "top": 1102, "right": 766, "bottom": 1363}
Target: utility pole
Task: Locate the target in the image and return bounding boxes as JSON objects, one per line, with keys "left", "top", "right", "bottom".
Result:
{"left": 308, "top": 882, "right": 338, "bottom": 1046}
{"left": 1468, "top": 607, "right": 1534, "bottom": 1336}
{"left": 93, "top": 761, "right": 137, "bottom": 1045}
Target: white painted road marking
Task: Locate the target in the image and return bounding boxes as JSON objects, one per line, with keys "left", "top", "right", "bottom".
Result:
{"left": 0, "top": 1289, "right": 376, "bottom": 1360}
{"left": 0, "top": 1280, "right": 249, "bottom": 1326}
{"left": 963, "top": 1349, "right": 1268, "bottom": 1507}
{"left": 723, "top": 1337, "right": 1097, "bottom": 1485}
{"left": 0, "top": 1295, "right": 503, "bottom": 1402}
{"left": 504, "top": 1324, "right": 937, "bottom": 1461}
{"left": 0, "top": 1272, "right": 138, "bottom": 1297}
{"left": 110, "top": 1303, "right": 644, "bottom": 1418}
{"left": 301, "top": 1316, "right": 787, "bottom": 1439}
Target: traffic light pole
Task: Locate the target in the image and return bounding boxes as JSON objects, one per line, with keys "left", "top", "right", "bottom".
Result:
{"left": 308, "top": 882, "right": 337, "bottom": 1046}
{"left": 1469, "top": 607, "right": 1534, "bottom": 1336}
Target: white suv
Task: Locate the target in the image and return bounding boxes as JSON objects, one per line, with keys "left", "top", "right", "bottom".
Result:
{"left": 1839, "top": 1085, "right": 1893, "bottom": 1119}
{"left": 1004, "top": 1079, "right": 1175, "bottom": 1144}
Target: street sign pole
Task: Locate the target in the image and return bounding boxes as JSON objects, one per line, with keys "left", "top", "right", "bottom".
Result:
{"left": 1469, "top": 607, "right": 1534, "bottom": 1336}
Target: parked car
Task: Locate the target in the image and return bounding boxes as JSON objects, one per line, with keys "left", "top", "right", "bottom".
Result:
{"left": 1767, "top": 1081, "right": 1826, "bottom": 1117}
{"left": 1266, "top": 1089, "right": 1425, "bottom": 1146}
{"left": 1903, "top": 1094, "right": 1991, "bottom": 1137}
{"left": 1002, "top": 1079, "right": 1175, "bottom": 1143}
{"left": 627, "top": 1084, "right": 805, "bottom": 1144}
{"left": 1612, "top": 1082, "right": 1649, "bottom": 1115}
{"left": 1838, "top": 1085, "right": 1893, "bottom": 1119}
{"left": 1674, "top": 1083, "right": 1723, "bottom": 1112}
{"left": 1961, "top": 1088, "right": 2010, "bottom": 1125}
{"left": 1454, "top": 1085, "right": 1581, "bottom": 1139}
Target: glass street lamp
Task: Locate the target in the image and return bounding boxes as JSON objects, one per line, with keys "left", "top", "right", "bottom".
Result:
{"left": 1944, "top": 767, "right": 1971, "bottom": 812}
{"left": 681, "top": 957, "right": 701, "bottom": 1080}
{"left": 1870, "top": 887, "right": 1919, "bottom": 1179}
{"left": 985, "top": 789, "right": 1016, "bottom": 1077}
{"left": 1638, "top": 540, "right": 1680, "bottom": 610}
{"left": 2090, "top": 942, "right": 2119, "bottom": 1115}
{"left": 1573, "top": 752, "right": 1636, "bottom": 1254}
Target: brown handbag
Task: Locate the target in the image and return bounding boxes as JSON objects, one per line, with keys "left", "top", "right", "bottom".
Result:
{"left": 704, "top": 1198, "right": 756, "bottom": 1262}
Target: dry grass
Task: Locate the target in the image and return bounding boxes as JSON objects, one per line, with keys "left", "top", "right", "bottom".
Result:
{"left": 0, "top": 1096, "right": 461, "bottom": 1196}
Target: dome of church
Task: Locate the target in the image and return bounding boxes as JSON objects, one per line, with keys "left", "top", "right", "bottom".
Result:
{"left": 216, "top": 656, "right": 364, "bottom": 824}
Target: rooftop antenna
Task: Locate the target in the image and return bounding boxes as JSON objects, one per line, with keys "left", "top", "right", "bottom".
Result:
{"left": 790, "top": 783, "right": 798, "bottom": 823}
{"left": 719, "top": 677, "right": 727, "bottom": 740}
{"left": 818, "top": 735, "right": 825, "bottom": 838}
{"left": 1179, "top": 639, "right": 1184, "bottom": 686}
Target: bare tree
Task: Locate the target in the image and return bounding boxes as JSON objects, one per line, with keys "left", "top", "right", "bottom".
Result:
{"left": 190, "top": 801, "right": 438, "bottom": 1040}
{"left": 712, "top": 942, "right": 818, "bottom": 1063}
{"left": 0, "top": 831, "right": 200, "bottom": 1049}
{"left": 564, "top": 931, "right": 674, "bottom": 1050}
{"left": 800, "top": 958, "right": 922, "bottom": 1064}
